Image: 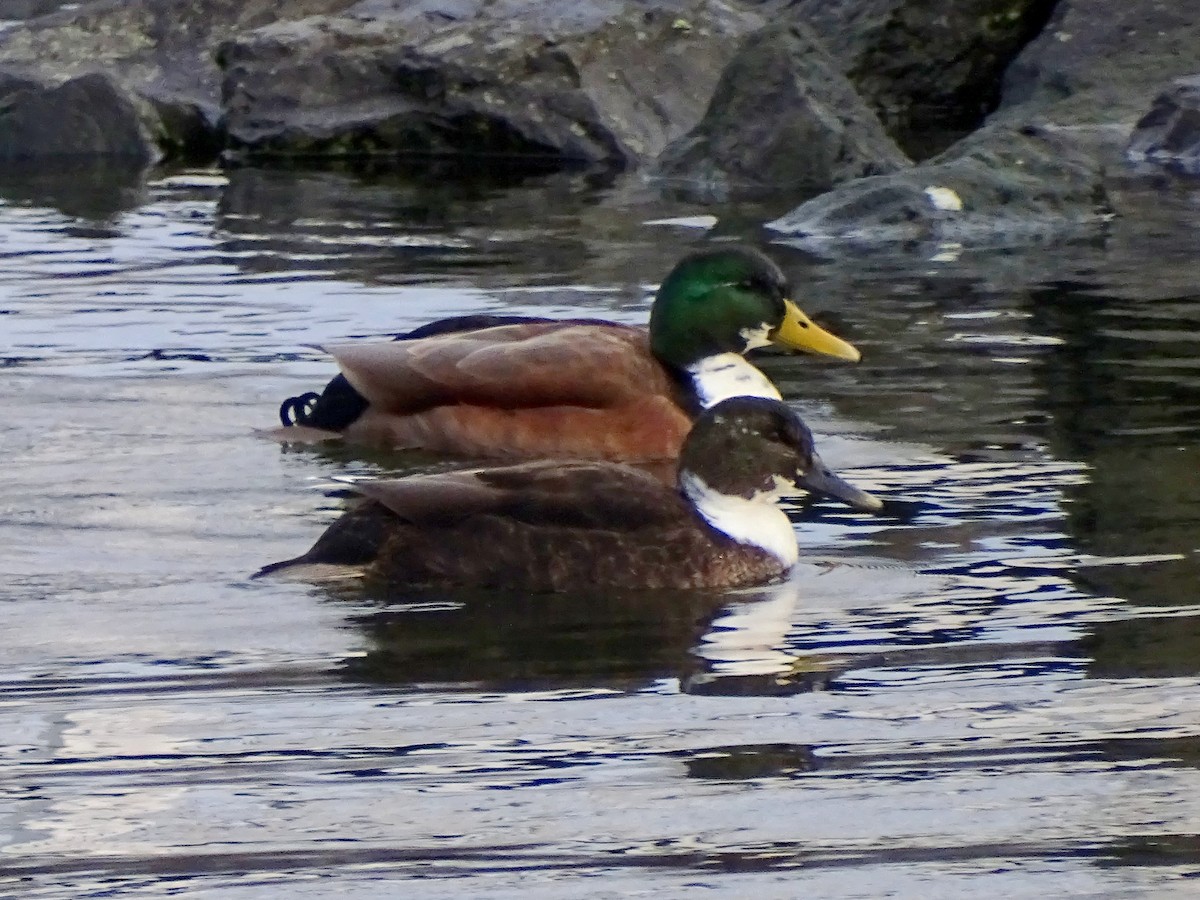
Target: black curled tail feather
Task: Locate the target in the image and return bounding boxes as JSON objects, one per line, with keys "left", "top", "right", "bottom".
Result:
{"left": 278, "top": 374, "right": 369, "bottom": 430}
{"left": 279, "top": 392, "right": 320, "bottom": 426}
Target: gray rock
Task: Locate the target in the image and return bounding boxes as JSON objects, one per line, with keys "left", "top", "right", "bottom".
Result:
{"left": 795, "top": 0, "right": 1056, "bottom": 157}
{"left": 0, "top": 68, "right": 38, "bottom": 98}
{"left": 218, "top": 0, "right": 762, "bottom": 165}
{"left": 652, "top": 22, "right": 910, "bottom": 200}
{"left": 0, "top": 1, "right": 67, "bottom": 20}
{"left": 0, "top": 0, "right": 358, "bottom": 160}
{"left": 766, "top": 124, "right": 1110, "bottom": 249}
{"left": 1000, "top": 1, "right": 1200, "bottom": 128}
{"left": 0, "top": 71, "right": 158, "bottom": 161}
{"left": 1127, "top": 75, "right": 1200, "bottom": 173}
{"left": 768, "top": 0, "right": 1200, "bottom": 249}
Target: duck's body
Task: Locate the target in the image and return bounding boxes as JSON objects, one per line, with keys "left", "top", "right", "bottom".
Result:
{"left": 257, "top": 397, "right": 883, "bottom": 592}
{"left": 317, "top": 323, "right": 693, "bottom": 460}
{"left": 264, "top": 460, "right": 785, "bottom": 591}
{"left": 276, "top": 248, "right": 860, "bottom": 462}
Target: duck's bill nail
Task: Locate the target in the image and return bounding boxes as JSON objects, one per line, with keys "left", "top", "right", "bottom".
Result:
{"left": 797, "top": 453, "right": 884, "bottom": 513}
{"left": 773, "top": 300, "right": 861, "bottom": 362}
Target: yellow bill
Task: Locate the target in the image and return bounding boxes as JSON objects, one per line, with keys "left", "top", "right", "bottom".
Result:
{"left": 772, "top": 299, "right": 861, "bottom": 362}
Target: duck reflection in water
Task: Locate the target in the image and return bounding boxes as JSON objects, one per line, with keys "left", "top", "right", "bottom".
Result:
{"left": 339, "top": 581, "right": 882, "bottom": 695}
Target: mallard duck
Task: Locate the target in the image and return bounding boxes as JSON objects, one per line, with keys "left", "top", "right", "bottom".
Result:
{"left": 255, "top": 396, "right": 883, "bottom": 591}
{"left": 275, "top": 247, "right": 860, "bottom": 461}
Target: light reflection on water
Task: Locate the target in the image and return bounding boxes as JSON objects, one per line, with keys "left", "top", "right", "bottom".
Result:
{"left": 2, "top": 164, "right": 1200, "bottom": 896}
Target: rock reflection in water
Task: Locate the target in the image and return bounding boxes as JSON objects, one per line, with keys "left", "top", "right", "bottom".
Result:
{"left": 0, "top": 158, "right": 150, "bottom": 220}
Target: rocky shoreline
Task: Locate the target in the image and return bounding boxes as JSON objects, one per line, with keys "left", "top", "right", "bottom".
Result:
{"left": 1, "top": 0, "right": 1198, "bottom": 245}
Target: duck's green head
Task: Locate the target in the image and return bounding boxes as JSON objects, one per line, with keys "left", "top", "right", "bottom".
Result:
{"left": 680, "top": 396, "right": 882, "bottom": 512}
{"left": 648, "top": 247, "right": 860, "bottom": 369}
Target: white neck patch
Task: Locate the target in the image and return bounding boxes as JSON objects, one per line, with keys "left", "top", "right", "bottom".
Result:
{"left": 739, "top": 321, "right": 775, "bottom": 351}
{"left": 681, "top": 472, "right": 799, "bottom": 567}
{"left": 687, "top": 352, "right": 782, "bottom": 408}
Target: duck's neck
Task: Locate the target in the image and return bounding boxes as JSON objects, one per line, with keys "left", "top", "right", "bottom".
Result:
{"left": 685, "top": 353, "right": 782, "bottom": 409}
{"left": 680, "top": 471, "right": 799, "bottom": 566}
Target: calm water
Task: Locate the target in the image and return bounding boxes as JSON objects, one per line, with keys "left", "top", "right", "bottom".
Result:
{"left": 2, "top": 162, "right": 1200, "bottom": 898}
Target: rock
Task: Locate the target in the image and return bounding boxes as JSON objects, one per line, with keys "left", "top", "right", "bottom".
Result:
{"left": 0, "top": 69, "right": 39, "bottom": 99}
{"left": 997, "top": 4, "right": 1200, "bottom": 178}
{"left": 144, "top": 92, "right": 227, "bottom": 162}
{"left": 652, "top": 22, "right": 910, "bottom": 200}
{"left": 794, "top": 0, "right": 1056, "bottom": 157}
{"left": 1000, "top": 2, "right": 1200, "bottom": 128}
{"left": 766, "top": 123, "right": 1110, "bottom": 249}
{"left": 0, "top": 1, "right": 69, "bottom": 19}
{"left": 1126, "top": 76, "right": 1200, "bottom": 173}
{"left": 0, "top": 72, "right": 158, "bottom": 161}
{"left": 0, "top": 0, "right": 358, "bottom": 160}
{"left": 218, "top": 0, "right": 762, "bottom": 165}
{"left": 767, "top": 0, "right": 1200, "bottom": 249}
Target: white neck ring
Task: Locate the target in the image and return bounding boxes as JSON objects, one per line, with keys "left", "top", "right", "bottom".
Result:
{"left": 680, "top": 472, "right": 798, "bottom": 566}
{"left": 686, "top": 353, "right": 782, "bottom": 409}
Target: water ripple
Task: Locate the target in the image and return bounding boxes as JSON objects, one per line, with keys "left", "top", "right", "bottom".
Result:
{"left": 3, "top": 166, "right": 1200, "bottom": 896}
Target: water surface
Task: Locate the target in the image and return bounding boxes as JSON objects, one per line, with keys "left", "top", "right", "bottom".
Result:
{"left": 2, "top": 162, "right": 1200, "bottom": 897}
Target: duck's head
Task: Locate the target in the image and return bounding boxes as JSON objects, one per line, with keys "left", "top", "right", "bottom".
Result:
{"left": 648, "top": 247, "right": 860, "bottom": 369}
{"left": 680, "top": 396, "right": 882, "bottom": 515}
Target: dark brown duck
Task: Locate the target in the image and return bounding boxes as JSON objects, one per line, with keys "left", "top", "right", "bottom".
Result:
{"left": 257, "top": 397, "right": 883, "bottom": 592}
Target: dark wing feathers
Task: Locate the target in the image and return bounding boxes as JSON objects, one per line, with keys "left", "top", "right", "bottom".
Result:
{"left": 396, "top": 314, "right": 617, "bottom": 340}
{"left": 476, "top": 461, "right": 688, "bottom": 529}
{"left": 358, "top": 461, "right": 689, "bottom": 531}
